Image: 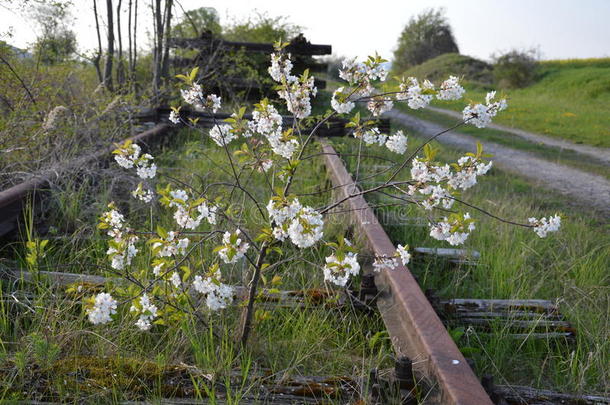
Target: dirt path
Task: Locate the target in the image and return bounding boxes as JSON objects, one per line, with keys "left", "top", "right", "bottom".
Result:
{"left": 385, "top": 109, "right": 610, "bottom": 214}
{"left": 427, "top": 106, "right": 610, "bottom": 164}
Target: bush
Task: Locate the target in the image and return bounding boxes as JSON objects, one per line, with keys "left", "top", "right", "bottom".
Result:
{"left": 402, "top": 53, "right": 494, "bottom": 85}
{"left": 493, "top": 49, "right": 539, "bottom": 89}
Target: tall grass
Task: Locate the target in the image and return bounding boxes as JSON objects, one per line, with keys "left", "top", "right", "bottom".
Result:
{"left": 332, "top": 132, "right": 609, "bottom": 394}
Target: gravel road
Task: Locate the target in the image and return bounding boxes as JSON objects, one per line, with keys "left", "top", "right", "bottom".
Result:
{"left": 385, "top": 109, "right": 610, "bottom": 214}
{"left": 427, "top": 106, "right": 610, "bottom": 164}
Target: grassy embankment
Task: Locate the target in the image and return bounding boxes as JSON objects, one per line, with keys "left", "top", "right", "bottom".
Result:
{"left": 398, "top": 54, "right": 610, "bottom": 148}
{"left": 331, "top": 128, "right": 609, "bottom": 395}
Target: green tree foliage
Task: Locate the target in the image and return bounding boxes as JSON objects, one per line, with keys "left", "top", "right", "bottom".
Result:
{"left": 30, "top": 2, "right": 77, "bottom": 64}
{"left": 223, "top": 13, "right": 301, "bottom": 43}
{"left": 493, "top": 48, "right": 539, "bottom": 89}
{"left": 393, "top": 8, "right": 459, "bottom": 73}
{"left": 172, "top": 7, "right": 222, "bottom": 38}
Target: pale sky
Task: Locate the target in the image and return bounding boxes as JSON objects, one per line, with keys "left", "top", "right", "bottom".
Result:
{"left": 1, "top": 0, "right": 610, "bottom": 61}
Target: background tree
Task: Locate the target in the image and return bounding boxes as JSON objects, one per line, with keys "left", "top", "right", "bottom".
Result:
{"left": 171, "top": 6, "right": 221, "bottom": 38}
{"left": 393, "top": 8, "right": 459, "bottom": 73}
{"left": 29, "top": 2, "right": 77, "bottom": 65}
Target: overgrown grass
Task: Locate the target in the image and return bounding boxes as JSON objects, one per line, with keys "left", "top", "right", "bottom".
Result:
{"left": 0, "top": 127, "right": 396, "bottom": 402}
{"left": 332, "top": 129, "right": 609, "bottom": 394}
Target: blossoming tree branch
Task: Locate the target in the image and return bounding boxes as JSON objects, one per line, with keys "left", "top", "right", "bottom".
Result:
{"left": 86, "top": 41, "right": 561, "bottom": 345}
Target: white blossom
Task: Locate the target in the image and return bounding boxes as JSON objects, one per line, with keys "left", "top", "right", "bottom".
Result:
{"left": 373, "top": 256, "right": 399, "bottom": 272}
{"left": 218, "top": 230, "right": 250, "bottom": 263}
{"left": 209, "top": 123, "right": 237, "bottom": 147}
{"left": 361, "top": 127, "right": 387, "bottom": 146}
{"left": 528, "top": 215, "right": 561, "bottom": 238}
{"left": 87, "top": 292, "right": 117, "bottom": 325}
{"left": 170, "top": 272, "right": 182, "bottom": 289}
{"left": 193, "top": 270, "right": 234, "bottom": 311}
{"left": 398, "top": 77, "right": 434, "bottom": 110}
{"left": 463, "top": 91, "right": 508, "bottom": 128}
{"left": 169, "top": 110, "right": 180, "bottom": 124}
{"left": 132, "top": 293, "right": 158, "bottom": 331}
{"left": 396, "top": 244, "right": 411, "bottom": 266}
{"left": 331, "top": 87, "right": 355, "bottom": 114}
{"left": 287, "top": 207, "right": 324, "bottom": 248}
{"left": 437, "top": 76, "right": 465, "bottom": 101}
{"left": 323, "top": 250, "right": 360, "bottom": 287}
{"left": 132, "top": 183, "right": 154, "bottom": 203}
{"left": 385, "top": 130, "right": 408, "bottom": 154}
{"left": 429, "top": 214, "right": 476, "bottom": 246}
{"left": 367, "top": 98, "right": 393, "bottom": 116}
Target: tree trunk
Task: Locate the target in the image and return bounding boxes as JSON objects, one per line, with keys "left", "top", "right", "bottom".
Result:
{"left": 103, "top": 0, "right": 115, "bottom": 91}
{"left": 152, "top": 0, "right": 162, "bottom": 96}
{"left": 116, "top": 0, "right": 125, "bottom": 88}
{"left": 93, "top": 0, "right": 103, "bottom": 83}
{"left": 160, "top": 0, "right": 173, "bottom": 81}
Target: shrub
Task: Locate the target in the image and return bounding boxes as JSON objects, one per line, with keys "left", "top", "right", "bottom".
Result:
{"left": 493, "top": 49, "right": 539, "bottom": 89}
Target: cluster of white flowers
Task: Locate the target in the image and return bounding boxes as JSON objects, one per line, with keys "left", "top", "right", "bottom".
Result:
{"left": 218, "top": 230, "right": 250, "bottom": 264}
{"left": 100, "top": 205, "right": 139, "bottom": 270}
{"left": 429, "top": 213, "right": 476, "bottom": 246}
{"left": 268, "top": 52, "right": 317, "bottom": 119}
{"left": 132, "top": 183, "right": 154, "bottom": 203}
{"left": 323, "top": 244, "right": 360, "bottom": 287}
{"left": 131, "top": 293, "right": 158, "bottom": 331}
{"left": 361, "top": 127, "right": 388, "bottom": 146}
{"left": 463, "top": 91, "right": 508, "bottom": 128}
{"left": 528, "top": 215, "right": 561, "bottom": 238}
{"left": 266, "top": 198, "right": 324, "bottom": 248}
{"left": 339, "top": 57, "right": 388, "bottom": 95}
{"left": 251, "top": 102, "right": 299, "bottom": 159}
{"left": 278, "top": 75, "right": 317, "bottom": 119}
{"left": 153, "top": 231, "right": 190, "bottom": 258}
{"left": 447, "top": 156, "right": 493, "bottom": 191}
{"left": 331, "top": 87, "right": 355, "bottom": 114}
{"left": 385, "top": 130, "right": 408, "bottom": 154}
{"left": 410, "top": 158, "right": 451, "bottom": 184}
{"left": 180, "top": 83, "right": 222, "bottom": 113}
{"left": 367, "top": 98, "right": 394, "bottom": 116}
{"left": 409, "top": 152, "right": 493, "bottom": 211}
{"left": 373, "top": 256, "right": 399, "bottom": 272}
{"left": 87, "top": 292, "right": 117, "bottom": 325}
{"left": 395, "top": 244, "right": 411, "bottom": 266}
{"left": 193, "top": 270, "right": 234, "bottom": 311}
{"left": 396, "top": 75, "right": 465, "bottom": 109}
{"left": 169, "top": 109, "right": 181, "bottom": 124}
{"left": 268, "top": 52, "right": 295, "bottom": 82}
{"left": 288, "top": 207, "right": 324, "bottom": 248}
{"left": 209, "top": 123, "right": 237, "bottom": 147}
{"left": 180, "top": 82, "right": 203, "bottom": 106}
{"left": 168, "top": 189, "right": 217, "bottom": 230}
{"left": 397, "top": 77, "right": 435, "bottom": 110}
{"left": 437, "top": 76, "right": 466, "bottom": 100}
{"left": 114, "top": 142, "right": 157, "bottom": 179}
{"left": 170, "top": 272, "right": 181, "bottom": 288}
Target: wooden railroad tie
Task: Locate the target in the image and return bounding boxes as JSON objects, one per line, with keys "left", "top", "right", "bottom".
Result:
{"left": 425, "top": 290, "right": 577, "bottom": 341}
{"left": 136, "top": 107, "right": 391, "bottom": 138}
{"left": 168, "top": 33, "right": 332, "bottom": 56}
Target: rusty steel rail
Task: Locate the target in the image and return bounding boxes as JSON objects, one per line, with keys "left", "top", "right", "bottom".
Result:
{"left": 0, "top": 124, "right": 174, "bottom": 238}
{"left": 320, "top": 139, "right": 493, "bottom": 405}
